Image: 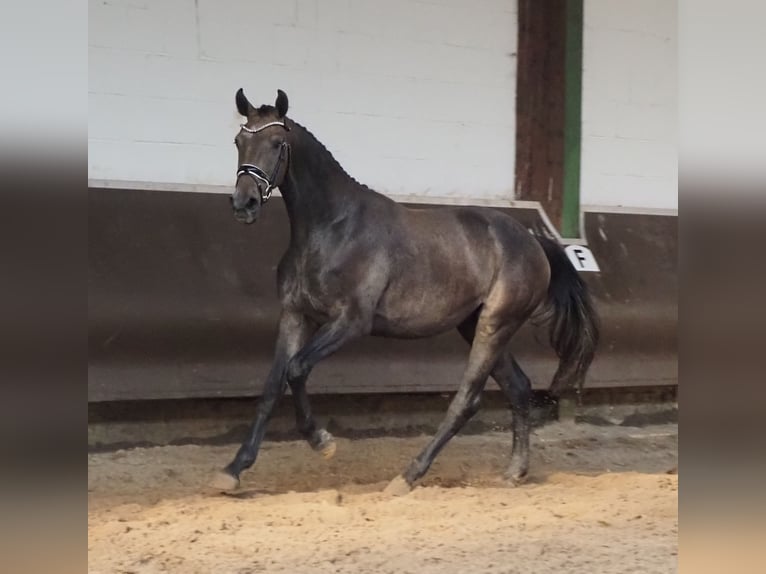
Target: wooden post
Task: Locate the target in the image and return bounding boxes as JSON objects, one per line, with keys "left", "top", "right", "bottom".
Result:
{"left": 515, "top": 0, "right": 583, "bottom": 238}
{"left": 515, "top": 0, "right": 566, "bottom": 229}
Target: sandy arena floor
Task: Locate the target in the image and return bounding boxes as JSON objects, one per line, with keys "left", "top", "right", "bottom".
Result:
{"left": 88, "top": 422, "right": 678, "bottom": 574}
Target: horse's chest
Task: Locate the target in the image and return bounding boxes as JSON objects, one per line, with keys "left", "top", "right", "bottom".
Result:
{"left": 279, "top": 261, "right": 338, "bottom": 321}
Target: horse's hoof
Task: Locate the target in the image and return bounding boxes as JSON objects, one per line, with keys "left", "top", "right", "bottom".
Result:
{"left": 312, "top": 429, "right": 337, "bottom": 460}
{"left": 505, "top": 471, "right": 528, "bottom": 487}
{"left": 209, "top": 470, "right": 240, "bottom": 493}
{"left": 383, "top": 475, "right": 412, "bottom": 497}
{"left": 320, "top": 440, "right": 337, "bottom": 459}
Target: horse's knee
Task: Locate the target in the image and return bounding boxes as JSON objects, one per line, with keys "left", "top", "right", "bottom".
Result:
{"left": 286, "top": 357, "right": 305, "bottom": 383}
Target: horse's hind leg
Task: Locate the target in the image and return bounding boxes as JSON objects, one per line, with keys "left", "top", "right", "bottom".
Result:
{"left": 491, "top": 357, "right": 532, "bottom": 484}
{"left": 384, "top": 311, "right": 522, "bottom": 496}
{"left": 458, "top": 317, "right": 532, "bottom": 485}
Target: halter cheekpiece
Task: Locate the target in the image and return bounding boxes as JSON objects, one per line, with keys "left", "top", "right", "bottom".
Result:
{"left": 236, "top": 121, "right": 290, "bottom": 204}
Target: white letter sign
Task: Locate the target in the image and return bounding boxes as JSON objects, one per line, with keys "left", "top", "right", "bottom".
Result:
{"left": 564, "top": 245, "right": 600, "bottom": 272}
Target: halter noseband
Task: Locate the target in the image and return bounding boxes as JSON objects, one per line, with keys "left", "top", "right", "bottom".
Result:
{"left": 236, "top": 121, "right": 290, "bottom": 204}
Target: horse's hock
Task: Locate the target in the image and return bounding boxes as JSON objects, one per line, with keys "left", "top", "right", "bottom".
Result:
{"left": 89, "top": 188, "right": 676, "bottom": 405}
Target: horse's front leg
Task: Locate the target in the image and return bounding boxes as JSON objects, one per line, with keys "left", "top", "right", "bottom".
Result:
{"left": 289, "top": 369, "right": 337, "bottom": 459}
{"left": 285, "top": 309, "right": 370, "bottom": 385}
{"left": 285, "top": 309, "right": 371, "bottom": 446}
{"left": 211, "top": 311, "right": 310, "bottom": 492}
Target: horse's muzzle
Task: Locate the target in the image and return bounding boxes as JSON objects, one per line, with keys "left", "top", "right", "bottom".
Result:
{"left": 230, "top": 195, "right": 260, "bottom": 224}
{"left": 233, "top": 209, "right": 258, "bottom": 224}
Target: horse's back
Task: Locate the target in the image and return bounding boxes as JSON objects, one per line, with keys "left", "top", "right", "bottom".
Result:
{"left": 396, "top": 204, "right": 544, "bottom": 270}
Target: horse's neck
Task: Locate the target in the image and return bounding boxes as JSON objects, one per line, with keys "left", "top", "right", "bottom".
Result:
{"left": 280, "top": 125, "right": 366, "bottom": 241}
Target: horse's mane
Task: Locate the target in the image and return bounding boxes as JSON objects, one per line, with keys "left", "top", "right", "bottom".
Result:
{"left": 289, "top": 118, "right": 374, "bottom": 193}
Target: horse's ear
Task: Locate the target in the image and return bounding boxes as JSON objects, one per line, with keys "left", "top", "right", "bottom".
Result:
{"left": 236, "top": 88, "right": 252, "bottom": 117}
{"left": 275, "top": 89, "right": 289, "bottom": 118}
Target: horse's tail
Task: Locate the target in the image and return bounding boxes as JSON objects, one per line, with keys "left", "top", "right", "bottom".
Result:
{"left": 535, "top": 235, "right": 600, "bottom": 397}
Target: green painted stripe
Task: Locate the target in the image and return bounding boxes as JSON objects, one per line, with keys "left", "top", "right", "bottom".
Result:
{"left": 562, "top": 0, "right": 584, "bottom": 238}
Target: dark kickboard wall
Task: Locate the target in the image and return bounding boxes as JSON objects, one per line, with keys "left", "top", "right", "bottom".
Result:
{"left": 89, "top": 188, "right": 677, "bottom": 401}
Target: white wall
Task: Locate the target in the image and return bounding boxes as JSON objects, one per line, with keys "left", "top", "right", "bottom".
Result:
{"left": 88, "top": 0, "right": 518, "bottom": 201}
{"left": 581, "top": 0, "right": 678, "bottom": 210}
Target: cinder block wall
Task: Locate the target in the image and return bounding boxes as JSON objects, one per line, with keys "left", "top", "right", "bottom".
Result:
{"left": 89, "top": 1, "right": 677, "bottom": 211}
{"left": 581, "top": 0, "right": 678, "bottom": 210}
{"left": 88, "top": 0, "right": 518, "bottom": 201}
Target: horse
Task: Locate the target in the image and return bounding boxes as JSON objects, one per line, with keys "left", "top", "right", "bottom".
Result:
{"left": 211, "top": 89, "right": 599, "bottom": 495}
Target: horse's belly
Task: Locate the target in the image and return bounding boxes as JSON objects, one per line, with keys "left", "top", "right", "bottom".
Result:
{"left": 371, "top": 292, "right": 481, "bottom": 338}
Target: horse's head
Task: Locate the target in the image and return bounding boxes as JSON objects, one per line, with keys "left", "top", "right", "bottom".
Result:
{"left": 231, "top": 89, "right": 290, "bottom": 224}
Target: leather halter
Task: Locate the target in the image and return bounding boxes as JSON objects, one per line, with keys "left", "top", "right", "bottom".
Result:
{"left": 236, "top": 121, "right": 290, "bottom": 204}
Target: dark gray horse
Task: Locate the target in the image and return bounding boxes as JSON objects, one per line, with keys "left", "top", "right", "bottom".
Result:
{"left": 212, "top": 89, "right": 599, "bottom": 495}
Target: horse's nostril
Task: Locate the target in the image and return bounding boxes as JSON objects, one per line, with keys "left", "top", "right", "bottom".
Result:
{"left": 245, "top": 197, "right": 258, "bottom": 211}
